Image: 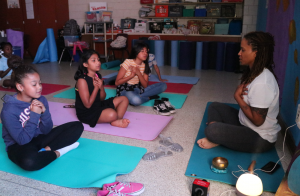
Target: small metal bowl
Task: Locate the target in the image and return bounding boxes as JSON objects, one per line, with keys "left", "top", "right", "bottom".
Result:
{"left": 212, "top": 157, "right": 228, "bottom": 170}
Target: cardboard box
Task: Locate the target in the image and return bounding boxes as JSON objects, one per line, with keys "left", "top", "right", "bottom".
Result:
{"left": 89, "top": 2, "right": 107, "bottom": 11}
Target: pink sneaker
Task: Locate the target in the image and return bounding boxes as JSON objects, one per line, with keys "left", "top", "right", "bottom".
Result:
{"left": 97, "top": 189, "right": 129, "bottom": 196}
{"left": 103, "top": 181, "right": 145, "bottom": 196}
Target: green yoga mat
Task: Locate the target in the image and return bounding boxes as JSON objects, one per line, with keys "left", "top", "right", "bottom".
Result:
{"left": 101, "top": 60, "right": 121, "bottom": 70}
{"left": 185, "top": 102, "right": 285, "bottom": 192}
{"left": 0, "top": 125, "right": 146, "bottom": 188}
{"left": 54, "top": 88, "right": 187, "bottom": 109}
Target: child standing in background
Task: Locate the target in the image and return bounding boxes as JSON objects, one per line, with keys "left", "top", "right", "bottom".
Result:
{"left": 0, "top": 42, "right": 13, "bottom": 88}
{"left": 1, "top": 62, "right": 83, "bottom": 171}
{"left": 148, "top": 53, "right": 167, "bottom": 82}
{"left": 74, "top": 49, "right": 130, "bottom": 128}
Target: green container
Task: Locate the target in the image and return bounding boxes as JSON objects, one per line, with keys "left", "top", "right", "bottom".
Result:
{"left": 183, "top": 9, "right": 194, "bottom": 17}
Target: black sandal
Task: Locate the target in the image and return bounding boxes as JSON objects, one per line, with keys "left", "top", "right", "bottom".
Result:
{"left": 63, "top": 105, "right": 75, "bottom": 108}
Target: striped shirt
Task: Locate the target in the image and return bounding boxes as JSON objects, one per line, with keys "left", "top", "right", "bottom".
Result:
{"left": 121, "top": 59, "right": 145, "bottom": 85}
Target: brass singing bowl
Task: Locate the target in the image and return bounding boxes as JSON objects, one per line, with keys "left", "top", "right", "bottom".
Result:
{"left": 212, "top": 157, "right": 228, "bottom": 170}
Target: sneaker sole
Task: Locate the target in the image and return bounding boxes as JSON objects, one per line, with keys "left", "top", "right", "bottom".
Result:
{"left": 128, "top": 186, "right": 145, "bottom": 196}
{"left": 169, "top": 110, "right": 176, "bottom": 114}
{"left": 153, "top": 109, "right": 171, "bottom": 116}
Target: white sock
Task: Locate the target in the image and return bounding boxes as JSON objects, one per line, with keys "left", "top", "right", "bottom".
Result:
{"left": 56, "top": 142, "right": 79, "bottom": 157}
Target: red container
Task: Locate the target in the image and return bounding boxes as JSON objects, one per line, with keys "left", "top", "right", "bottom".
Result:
{"left": 155, "top": 5, "right": 169, "bottom": 17}
{"left": 141, "top": 0, "right": 154, "bottom": 4}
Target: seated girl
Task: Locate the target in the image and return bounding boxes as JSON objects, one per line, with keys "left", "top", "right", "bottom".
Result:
{"left": 74, "top": 49, "right": 130, "bottom": 128}
{"left": 1, "top": 62, "right": 83, "bottom": 171}
{"left": 197, "top": 31, "right": 281, "bottom": 153}
{"left": 115, "top": 43, "right": 167, "bottom": 107}
{"left": 0, "top": 42, "right": 13, "bottom": 88}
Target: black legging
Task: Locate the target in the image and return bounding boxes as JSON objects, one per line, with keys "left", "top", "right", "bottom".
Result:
{"left": 205, "top": 102, "right": 275, "bottom": 153}
{"left": 7, "top": 121, "right": 84, "bottom": 171}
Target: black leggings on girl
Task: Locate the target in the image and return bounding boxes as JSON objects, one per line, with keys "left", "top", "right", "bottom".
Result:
{"left": 7, "top": 121, "right": 84, "bottom": 171}
{"left": 205, "top": 102, "right": 275, "bottom": 153}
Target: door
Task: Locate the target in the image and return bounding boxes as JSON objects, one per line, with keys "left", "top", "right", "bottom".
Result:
{"left": 55, "top": 0, "right": 69, "bottom": 30}
{"left": 37, "top": 0, "right": 57, "bottom": 39}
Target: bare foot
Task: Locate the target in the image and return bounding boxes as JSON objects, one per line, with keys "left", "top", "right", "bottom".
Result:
{"left": 197, "top": 137, "right": 219, "bottom": 149}
{"left": 111, "top": 119, "right": 130, "bottom": 128}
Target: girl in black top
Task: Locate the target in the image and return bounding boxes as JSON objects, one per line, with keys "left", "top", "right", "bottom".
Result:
{"left": 74, "top": 49, "right": 130, "bottom": 128}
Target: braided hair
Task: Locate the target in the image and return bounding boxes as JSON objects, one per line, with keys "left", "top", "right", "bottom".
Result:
{"left": 240, "top": 31, "right": 277, "bottom": 84}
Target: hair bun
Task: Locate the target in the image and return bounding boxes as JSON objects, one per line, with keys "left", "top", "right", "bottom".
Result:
{"left": 7, "top": 55, "right": 23, "bottom": 70}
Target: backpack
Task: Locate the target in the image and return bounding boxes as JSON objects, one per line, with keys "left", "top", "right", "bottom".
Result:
{"left": 63, "top": 19, "right": 79, "bottom": 36}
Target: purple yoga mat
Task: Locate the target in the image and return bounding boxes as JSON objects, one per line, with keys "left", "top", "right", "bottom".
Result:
{"left": 49, "top": 101, "right": 173, "bottom": 141}
{"left": 6, "top": 29, "right": 24, "bottom": 59}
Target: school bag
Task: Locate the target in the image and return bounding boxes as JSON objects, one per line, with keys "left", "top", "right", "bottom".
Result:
{"left": 63, "top": 19, "right": 79, "bottom": 36}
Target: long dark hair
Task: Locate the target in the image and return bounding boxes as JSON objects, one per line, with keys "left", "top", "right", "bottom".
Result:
{"left": 129, "top": 43, "right": 151, "bottom": 75}
{"left": 240, "top": 31, "right": 277, "bottom": 84}
{"left": 74, "top": 49, "right": 100, "bottom": 81}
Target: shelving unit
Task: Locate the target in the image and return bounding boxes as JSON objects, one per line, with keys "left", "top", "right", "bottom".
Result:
{"left": 84, "top": 21, "right": 114, "bottom": 62}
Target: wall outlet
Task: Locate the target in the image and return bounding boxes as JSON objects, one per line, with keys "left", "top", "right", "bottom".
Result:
{"left": 296, "top": 104, "right": 300, "bottom": 129}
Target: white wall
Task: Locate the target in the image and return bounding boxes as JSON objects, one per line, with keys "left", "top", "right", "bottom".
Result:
{"left": 68, "top": 0, "right": 142, "bottom": 28}
{"left": 242, "top": 0, "right": 258, "bottom": 35}
{"left": 68, "top": 0, "right": 258, "bottom": 34}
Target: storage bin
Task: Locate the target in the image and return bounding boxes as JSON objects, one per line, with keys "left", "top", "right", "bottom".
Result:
{"left": 217, "top": 18, "right": 229, "bottom": 24}
{"left": 206, "top": 4, "right": 221, "bottom": 17}
{"left": 184, "top": 0, "right": 197, "bottom": 2}
{"left": 221, "top": 4, "right": 235, "bottom": 17}
{"left": 155, "top": 5, "right": 169, "bottom": 17}
{"left": 163, "top": 22, "right": 177, "bottom": 29}
{"left": 169, "top": 5, "right": 184, "bottom": 17}
{"left": 149, "top": 22, "right": 163, "bottom": 33}
{"left": 198, "top": 0, "right": 210, "bottom": 2}
{"left": 63, "top": 36, "right": 79, "bottom": 47}
{"left": 12, "top": 46, "right": 21, "bottom": 57}
{"left": 169, "top": 0, "right": 182, "bottom": 2}
{"left": 140, "top": 0, "right": 154, "bottom": 4}
{"left": 183, "top": 9, "right": 195, "bottom": 17}
{"left": 228, "top": 20, "right": 242, "bottom": 35}
{"left": 195, "top": 8, "right": 206, "bottom": 17}
{"left": 121, "top": 19, "right": 137, "bottom": 29}
{"left": 85, "top": 12, "right": 97, "bottom": 22}
{"left": 211, "top": 0, "right": 222, "bottom": 2}
{"left": 215, "top": 23, "right": 229, "bottom": 34}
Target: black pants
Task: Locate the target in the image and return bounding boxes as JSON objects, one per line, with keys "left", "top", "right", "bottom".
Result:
{"left": 205, "top": 102, "right": 275, "bottom": 153}
{"left": 7, "top": 121, "right": 83, "bottom": 171}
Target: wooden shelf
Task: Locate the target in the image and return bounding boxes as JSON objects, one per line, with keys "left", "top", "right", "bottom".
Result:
{"left": 146, "top": 2, "right": 243, "bottom": 5}
{"left": 141, "top": 16, "right": 242, "bottom": 19}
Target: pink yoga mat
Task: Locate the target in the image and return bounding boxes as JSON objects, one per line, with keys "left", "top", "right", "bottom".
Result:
{"left": 49, "top": 101, "right": 173, "bottom": 141}
{"left": 0, "top": 83, "right": 70, "bottom": 95}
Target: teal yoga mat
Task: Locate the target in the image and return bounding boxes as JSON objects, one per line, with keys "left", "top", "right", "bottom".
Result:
{"left": 0, "top": 125, "right": 146, "bottom": 188}
{"left": 185, "top": 102, "right": 285, "bottom": 192}
{"left": 54, "top": 88, "right": 187, "bottom": 109}
{"left": 101, "top": 60, "right": 121, "bottom": 70}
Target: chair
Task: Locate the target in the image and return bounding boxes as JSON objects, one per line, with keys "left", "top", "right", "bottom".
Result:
{"left": 108, "top": 33, "right": 129, "bottom": 62}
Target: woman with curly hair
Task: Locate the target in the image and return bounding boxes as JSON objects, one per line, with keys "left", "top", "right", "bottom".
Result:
{"left": 197, "top": 31, "right": 281, "bottom": 153}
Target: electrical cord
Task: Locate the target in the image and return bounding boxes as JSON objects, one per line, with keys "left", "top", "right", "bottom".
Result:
{"left": 219, "top": 189, "right": 235, "bottom": 196}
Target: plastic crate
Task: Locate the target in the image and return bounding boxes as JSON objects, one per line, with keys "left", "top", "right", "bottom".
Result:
{"left": 63, "top": 36, "right": 79, "bottom": 47}
{"left": 215, "top": 23, "right": 229, "bottom": 34}
{"left": 121, "top": 19, "right": 137, "bottom": 29}
{"left": 183, "top": 9, "right": 195, "bottom": 17}
{"left": 149, "top": 22, "right": 163, "bottom": 33}
{"left": 169, "top": 5, "right": 184, "bottom": 17}
{"left": 221, "top": 5, "right": 235, "bottom": 17}
{"left": 155, "top": 5, "right": 169, "bottom": 17}
{"left": 206, "top": 4, "right": 221, "bottom": 17}
{"left": 211, "top": 0, "right": 222, "bottom": 2}
{"left": 163, "top": 22, "right": 177, "bottom": 29}
{"left": 140, "top": 0, "right": 154, "bottom": 4}
{"left": 85, "top": 12, "right": 97, "bottom": 22}
{"left": 195, "top": 8, "right": 206, "bottom": 17}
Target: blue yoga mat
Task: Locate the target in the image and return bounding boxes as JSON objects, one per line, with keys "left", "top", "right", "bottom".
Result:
{"left": 149, "top": 40, "right": 155, "bottom": 54}
{"left": 154, "top": 40, "right": 165, "bottom": 67}
{"left": 103, "top": 72, "right": 200, "bottom": 85}
{"left": 202, "top": 42, "right": 210, "bottom": 70}
{"left": 179, "top": 41, "right": 195, "bottom": 70}
{"left": 101, "top": 60, "right": 121, "bottom": 70}
{"left": 0, "top": 125, "right": 146, "bottom": 188}
{"left": 53, "top": 88, "right": 187, "bottom": 109}
{"left": 171, "top": 40, "right": 179, "bottom": 67}
{"left": 216, "top": 42, "right": 225, "bottom": 71}
{"left": 225, "top": 42, "right": 240, "bottom": 72}
{"left": 195, "top": 42, "right": 203, "bottom": 70}
{"left": 33, "top": 38, "right": 50, "bottom": 64}
{"left": 185, "top": 102, "right": 285, "bottom": 192}
{"left": 47, "top": 28, "right": 58, "bottom": 62}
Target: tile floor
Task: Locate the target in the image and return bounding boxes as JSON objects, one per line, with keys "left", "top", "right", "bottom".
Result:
{"left": 0, "top": 61, "right": 291, "bottom": 196}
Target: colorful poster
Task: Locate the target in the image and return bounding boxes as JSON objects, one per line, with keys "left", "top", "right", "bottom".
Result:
{"left": 7, "top": 0, "right": 20, "bottom": 8}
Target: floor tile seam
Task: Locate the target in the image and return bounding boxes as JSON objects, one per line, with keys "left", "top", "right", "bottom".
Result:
{"left": 0, "top": 178, "right": 61, "bottom": 196}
